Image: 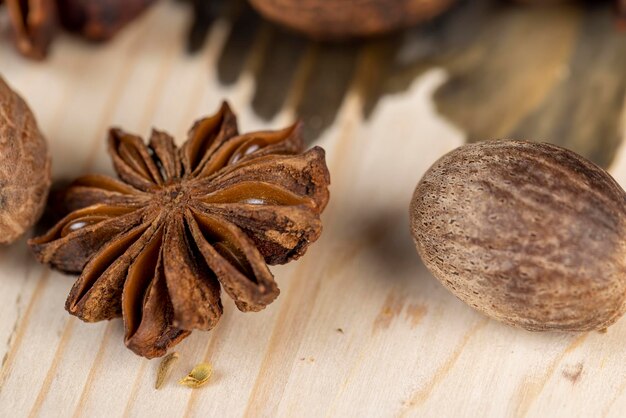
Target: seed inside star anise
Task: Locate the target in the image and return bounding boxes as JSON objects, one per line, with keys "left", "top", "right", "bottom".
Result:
{"left": 29, "top": 102, "right": 330, "bottom": 358}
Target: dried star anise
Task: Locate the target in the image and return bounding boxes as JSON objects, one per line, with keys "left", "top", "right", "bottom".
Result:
{"left": 4, "top": 0, "right": 57, "bottom": 59}
{"left": 29, "top": 102, "right": 330, "bottom": 358}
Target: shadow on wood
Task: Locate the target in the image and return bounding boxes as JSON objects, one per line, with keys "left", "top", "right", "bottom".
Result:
{"left": 185, "top": 0, "right": 626, "bottom": 167}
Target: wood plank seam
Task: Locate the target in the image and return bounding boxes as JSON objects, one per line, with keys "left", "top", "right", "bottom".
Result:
{"left": 513, "top": 333, "right": 589, "bottom": 418}
{"left": 401, "top": 318, "right": 490, "bottom": 414}
{"left": 121, "top": 360, "right": 149, "bottom": 418}
{"left": 28, "top": 318, "right": 77, "bottom": 418}
{"left": 71, "top": 321, "right": 115, "bottom": 418}
{"left": 0, "top": 270, "right": 50, "bottom": 392}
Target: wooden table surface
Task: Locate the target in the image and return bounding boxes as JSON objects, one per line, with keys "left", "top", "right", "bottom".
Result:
{"left": 1, "top": 1, "right": 626, "bottom": 417}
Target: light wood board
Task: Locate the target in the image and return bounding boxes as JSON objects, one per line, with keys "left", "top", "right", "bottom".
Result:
{"left": 1, "top": 1, "right": 626, "bottom": 417}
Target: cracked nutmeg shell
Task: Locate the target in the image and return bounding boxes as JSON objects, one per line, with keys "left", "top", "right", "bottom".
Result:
{"left": 410, "top": 140, "right": 626, "bottom": 332}
{"left": 248, "top": 0, "right": 457, "bottom": 39}
{"left": 29, "top": 102, "right": 330, "bottom": 358}
{"left": 0, "top": 76, "right": 51, "bottom": 244}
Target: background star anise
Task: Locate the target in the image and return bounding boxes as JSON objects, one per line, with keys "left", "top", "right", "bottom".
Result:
{"left": 29, "top": 102, "right": 330, "bottom": 358}
{"left": 3, "top": 0, "right": 58, "bottom": 59}
{"left": 1, "top": 0, "right": 156, "bottom": 59}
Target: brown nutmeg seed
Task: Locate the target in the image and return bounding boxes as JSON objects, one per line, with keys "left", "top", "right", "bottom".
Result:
{"left": 0, "top": 76, "right": 51, "bottom": 244}
{"left": 410, "top": 140, "right": 626, "bottom": 332}
{"left": 248, "top": 0, "right": 457, "bottom": 40}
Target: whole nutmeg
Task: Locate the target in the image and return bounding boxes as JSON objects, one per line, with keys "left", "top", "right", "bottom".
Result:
{"left": 410, "top": 140, "right": 626, "bottom": 332}
{"left": 248, "top": 0, "right": 457, "bottom": 39}
{"left": 0, "top": 76, "right": 51, "bottom": 244}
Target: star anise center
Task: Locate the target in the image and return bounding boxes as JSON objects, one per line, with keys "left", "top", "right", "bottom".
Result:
{"left": 155, "top": 182, "right": 192, "bottom": 211}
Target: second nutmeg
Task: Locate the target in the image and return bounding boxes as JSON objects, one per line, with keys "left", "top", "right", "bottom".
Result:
{"left": 410, "top": 140, "right": 626, "bottom": 332}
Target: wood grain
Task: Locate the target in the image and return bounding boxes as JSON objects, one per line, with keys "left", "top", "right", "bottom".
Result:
{"left": 1, "top": 1, "right": 626, "bottom": 417}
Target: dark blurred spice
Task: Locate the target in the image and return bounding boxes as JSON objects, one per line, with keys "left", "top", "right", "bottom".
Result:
{"left": 617, "top": 0, "right": 626, "bottom": 27}
{"left": 1, "top": 0, "right": 157, "bottom": 58}
{"left": 185, "top": 0, "right": 223, "bottom": 53}
{"left": 56, "top": 0, "right": 156, "bottom": 41}
{"left": 4, "top": 0, "right": 57, "bottom": 59}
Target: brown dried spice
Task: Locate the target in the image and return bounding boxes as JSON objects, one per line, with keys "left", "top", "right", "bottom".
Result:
{"left": 4, "top": 0, "right": 58, "bottom": 59}
{"left": 1, "top": 0, "right": 156, "bottom": 59}
{"left": 56, "top": 0, "right": 157, "bottom": 41}
{"left": 410, "top": 140, "right": 626, "bottom": 332}
{"left": 0, "top": 76, "right": 51, "bottom": 244}
{"left": 29, "top": 102, "right": 330, "bottom": 358}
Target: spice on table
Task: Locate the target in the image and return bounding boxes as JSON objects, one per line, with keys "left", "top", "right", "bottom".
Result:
{"left": 29, "top": 102, "right": 331, "bottom": 358}
{"left": 1, "top": 0, "right": 157, "bottom": 59}
{"left": 155, "top": 352, "right": 179, "bottom": 389}
{"left": 0, "top": 76, "right": 51, "bottom": 244}
{"left": 179, "top": 363, "right": 212, "bottom": 389}
{"left": 4, "top": 0, "right": 57, "bottom": 59}
{"left": 56, "top": 0, "right": 157, "bottom": 41}
{"left": 410, "top": 140, "right": 626, "bottom": 332}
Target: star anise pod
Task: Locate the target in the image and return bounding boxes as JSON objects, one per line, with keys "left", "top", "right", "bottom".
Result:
{"left": 29, "top": 102, "right": 330, "bottom": 358}
{"left": 3, "top": 0, "right": 57, "bottom": 59}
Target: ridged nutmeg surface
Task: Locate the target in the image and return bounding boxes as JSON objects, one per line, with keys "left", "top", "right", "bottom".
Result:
{"left": 0, "top": 76, "right": 51, "bottom": 244}
{"left": 410, "top": 140, "right": 626, "bottom": 332}
{"left": 248, "top": 0, "right": 457, "bottom": 39}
